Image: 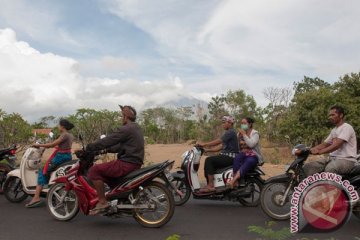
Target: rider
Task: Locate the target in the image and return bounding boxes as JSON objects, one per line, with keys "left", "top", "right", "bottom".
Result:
{"left": 228, "top": 117, "right": 263, "bottom": 188}
{"left": 86, "top": 105, "right": 144, "bottom": 214}
{"left": 304, "top": 105, "right": 357, "bottom": 176}
{"left": 26, "top": 119, "right": 74, "bottom": 208}
{"left": 197, "top": 115, "right": 239, "bottom": 192}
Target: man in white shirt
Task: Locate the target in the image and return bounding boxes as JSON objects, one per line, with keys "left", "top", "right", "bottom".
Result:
{"left": 304, "top": 105, "right": 357, "bottom": 176}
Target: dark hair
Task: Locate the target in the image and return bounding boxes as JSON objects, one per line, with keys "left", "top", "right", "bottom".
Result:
{"left": 330, "top": 105, "right": 345, "bottom": 117}
{"left": 119, "top": 105, "right": 137, "bottom": 122}
{"left": 244, "top": 117, "right": 255, "bottom": 128}
{"left": 59, "top": 119, "right": 74, "bottom": 130}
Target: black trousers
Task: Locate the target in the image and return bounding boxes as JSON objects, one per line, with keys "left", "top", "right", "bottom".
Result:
{"left": 204, "top": 154, "right": 234, "bottom": 179}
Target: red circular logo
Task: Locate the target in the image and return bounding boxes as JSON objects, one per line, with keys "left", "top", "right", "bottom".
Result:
{"left": 301, "top": 183, "right": 350, "bottom": 231}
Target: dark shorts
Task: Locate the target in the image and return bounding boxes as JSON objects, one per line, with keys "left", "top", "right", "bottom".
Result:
{"left": 88, "top": 160, "right": 141, "bottom": 186}
{"left": 204, "top": 154, "right": 234, "bottom": 176}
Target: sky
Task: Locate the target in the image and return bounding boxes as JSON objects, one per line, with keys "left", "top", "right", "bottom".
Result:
{"left": 0, "top": 0, "right": 359, "bottom": 122}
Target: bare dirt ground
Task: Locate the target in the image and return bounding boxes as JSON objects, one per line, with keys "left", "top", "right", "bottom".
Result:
{"left": 144, "top": 143, "right": 287, "bottom": 181}
{"left": 20, "top": 143, "right": 295, "bottom": 182}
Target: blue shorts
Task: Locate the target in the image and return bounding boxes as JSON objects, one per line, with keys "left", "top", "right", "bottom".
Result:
{"left": 37, "top": 152, "right": 72, "bottom": 186}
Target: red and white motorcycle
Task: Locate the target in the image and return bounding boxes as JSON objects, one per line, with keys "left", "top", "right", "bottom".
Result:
{"left": 46, "top": 147, "right": 176, "bottom": 228}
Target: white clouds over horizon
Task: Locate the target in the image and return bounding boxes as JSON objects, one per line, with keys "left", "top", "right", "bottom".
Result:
{"left": 0, "top": 0, "right": 360, "bottom": 121}
{"left": 0, "top": 28, "right": 204, "bottom": 122}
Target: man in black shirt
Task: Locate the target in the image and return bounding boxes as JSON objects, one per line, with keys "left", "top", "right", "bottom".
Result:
{"left": 86, "top": 105, "right": 144, "bottom": 214}
{"left": 197, "top": 116, "right": 239, "bottom": 192}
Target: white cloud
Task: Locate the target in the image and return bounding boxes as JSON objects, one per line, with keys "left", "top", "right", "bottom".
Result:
{"left": 104, "top": 0, "right": 360, "bottom": 97}
{"left": 101, "top": 56, "right": 137, "bottom": 71}
{"left": 0, "top": 28, "right": 199, "bottom": 121}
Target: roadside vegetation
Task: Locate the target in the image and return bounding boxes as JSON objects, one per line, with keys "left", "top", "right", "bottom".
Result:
{"left": 1, "top": 72, "right": 359, "bottom": 164}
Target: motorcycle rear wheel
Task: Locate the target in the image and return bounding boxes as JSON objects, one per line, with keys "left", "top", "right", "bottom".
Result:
{"left": 260, "top": 181, "right": 292, "bottom": 220}
{"left": 238, "top": 178, "right": 263, "bottom": 207}
{"left": 133, "top": 181, "right": 175, "bottom": 228}
{"left": 47, "top": 183, "right": 79, "bottom": 221}
{"left": 170, "top": 177, "right": 191, "bottom": 206}
{"left": 3, "top": 176, "right": 28, "bottom": 203}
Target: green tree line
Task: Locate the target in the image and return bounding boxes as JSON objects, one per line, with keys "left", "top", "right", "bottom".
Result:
{"left": 1, "top": 72, "right": 359, "bottom": 150}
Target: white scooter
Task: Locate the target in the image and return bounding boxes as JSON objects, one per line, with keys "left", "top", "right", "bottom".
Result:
{"left": 3, "top": 146, "right": 76, "bottom": 203}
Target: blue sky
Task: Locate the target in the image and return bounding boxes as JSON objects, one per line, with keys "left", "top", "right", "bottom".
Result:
{"left": 0, "top": 0, "right": 359, "bottom": 121}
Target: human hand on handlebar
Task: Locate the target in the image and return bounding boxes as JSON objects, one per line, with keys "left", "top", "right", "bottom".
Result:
{"left": 195, "top": 142, "right": 204, "bottom": 148}
{"left": 310, "top": 148, "right": 320, "bottom": 155}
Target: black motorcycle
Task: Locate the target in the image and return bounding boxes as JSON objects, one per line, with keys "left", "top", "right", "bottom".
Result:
{"left": 0, "top": 144, "right": 17, "bottom": 193}
{"left": 260, "top": 144, "right": 360, "bottom": 220}
{"left": 170, "top": 146, "right": 265, "bottom": 207}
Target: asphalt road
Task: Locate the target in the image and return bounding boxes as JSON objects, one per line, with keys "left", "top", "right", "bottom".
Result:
{"left": 0, "top": 195, "right": 359, "bottom": 240}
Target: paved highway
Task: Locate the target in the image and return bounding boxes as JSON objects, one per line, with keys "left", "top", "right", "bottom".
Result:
{"left": 0, "top": 196, "right": 359, "bottom": 240}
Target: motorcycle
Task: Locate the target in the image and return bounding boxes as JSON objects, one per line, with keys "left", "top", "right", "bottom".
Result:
{"left": 260, "top": 144, "right": 360, "bottom": 220}
{"left": 46, "top": 148, "right": 176, "bottom": 228}
{"left": 170, "top": 146, "right": 265, "bottom": 206}
{"left": 0, "top": 144, "right": 17, "bottom": 193}
{"left": 3, "top": 146, "right": 76, "bottom": 203}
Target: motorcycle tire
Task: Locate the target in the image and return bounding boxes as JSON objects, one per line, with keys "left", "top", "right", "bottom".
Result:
{"left": 0, "top": 163, "right": 11, "bottom": 194}
{"left": 352, "top": 187, "right": 360, "bottom": 219}
{"left": 3, "top": 176, "right": 28, "bottom": 203}
{"left": 170, "top": 177, "right": 191, "bottom": 206}
{"left": 260, "top": 180, "right": 293, "bottom": 220}
{"left": 133, "top": 181, "right": 175, "bottom": 228}
{"left": 47, "top": 183, "right": 79, "bottom": 221}
{"left": 238, "top": 177, "right": 263, "bottom": 207}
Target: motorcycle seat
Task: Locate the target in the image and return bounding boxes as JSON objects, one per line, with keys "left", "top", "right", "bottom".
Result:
{"left": 124, "top": 162, "right": 164, "bottom": 179}
{"left": 214, "top": 166, "right": 264, "bottom": 176}
{"left": 215, "top": 166, "right": 232, "bottom": 174}
{"left": 106, "top": 161, "right": 169, "bottom": 188}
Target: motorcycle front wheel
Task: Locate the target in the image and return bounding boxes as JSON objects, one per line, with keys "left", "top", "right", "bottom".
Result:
{"left": 133, "top": 181, "right": 175, "bottom": 228}
{"left": 260, "top": 181, "right": 293, "bottom": 220}
{"left": 47, "top": 183, "right": 79, "bottom": 221}
{"left": 170, "top": 177, "right": 191, "bottom": 206}
{"left": 352, "top": 187, "right": 360, "bottom": 219}
{"left": 0, "top": 163, "right": 11, "bottom": 194}
{"left": 3, "top": 176, "right": 28, "bottom": 203}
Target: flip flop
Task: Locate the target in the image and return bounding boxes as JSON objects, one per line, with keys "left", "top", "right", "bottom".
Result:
{"left": 89, "top": 204, "right": 110, "bottom": 216}
{"left": 25, "top": 200, "right": 43, "bottom": 208}
{"left": 199, "top": 187, "right": 216, "bottom": 193}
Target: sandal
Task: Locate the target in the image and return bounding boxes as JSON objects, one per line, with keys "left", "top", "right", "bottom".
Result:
{"left": 89, "top": 203, "right": 110, "bottom": 216}
{"left": 25, "top": 200, "right": 43, "bottom": 208}
{"left": 199, "top": 186, "right": 216, "bottom": 193}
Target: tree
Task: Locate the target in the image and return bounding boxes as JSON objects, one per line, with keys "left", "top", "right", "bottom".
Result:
{"left": 224, "top": 89, "right": 262, "bottom": 126}
{"left": 68, "top": 109, "right": 121, "bottom": 145}
{"left": 32, "top": 115, "right": 57, "bottom": 129}
{"left": 262, "top": 87, "right": 293, "bottom": 141}
{"left": 0, "top": 110, "right": 32, "bottom": 148}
